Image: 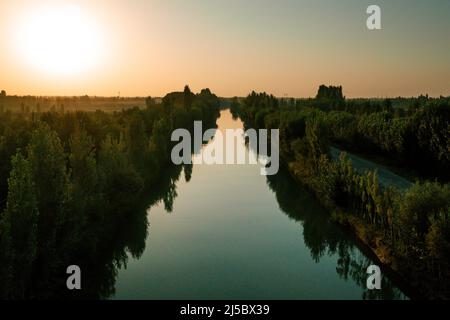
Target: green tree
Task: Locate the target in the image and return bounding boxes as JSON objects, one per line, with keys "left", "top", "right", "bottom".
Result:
{"left": 69, "top": 124, "right": 99, "bottom": 218}
{"left": 98, "top": 134, "right": 144, "bottom": 211}
{"left": 0, "top": 153, "right": 39, "bottom": 298}
{"left": 27, "top": 123, "right": 69, "bottom": 272}
{"left": 127, "top": 112, "right": 148, "bottom": 171}
{"left": 398, "top": 182, "right": 450, "bottom": 257}
{"left": 28, "top": 123, "right": 68, "bottom": 215}
{"left": 149, "top": 118, "right": 171, "bottom": 169}
{"left": 426, "top": 217, "right": 450, "bottom": 282}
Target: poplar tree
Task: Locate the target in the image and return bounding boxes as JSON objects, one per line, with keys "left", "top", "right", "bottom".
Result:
{"left": 0, "top": 153, "right": 39, "bottom": 298}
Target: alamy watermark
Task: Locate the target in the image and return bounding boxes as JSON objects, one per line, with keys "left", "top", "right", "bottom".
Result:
{"left": 367, "top": 265, "right": 382, "bottom": 290}
{"left": 366, "top": 5, "right": 382, "bottom": 30}
{"left": 66, "top": 265, "right": 81, "bottom": 290}
{"left": 171, "top": 121, "right": 279, "bottom": 176}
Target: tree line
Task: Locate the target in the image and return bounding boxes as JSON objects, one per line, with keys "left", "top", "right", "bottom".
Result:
{"left": 232, "top": 88, "right": 450, "bottom": 299}
{"left": 233, "top": 89, "right": 450, "bottom": 181}
{"left": 0, "top": 86, "right": 220, "bottom": 299}
{"left": 0, "top": 91, "right": 149, "bottom": 114}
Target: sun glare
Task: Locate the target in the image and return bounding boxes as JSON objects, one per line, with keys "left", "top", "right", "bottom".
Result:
{"left": 16, "top": 5, "right": 102, "bottom": 76}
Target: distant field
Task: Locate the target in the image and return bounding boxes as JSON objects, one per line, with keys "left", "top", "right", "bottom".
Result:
{"left": 0, "top": 96, "right": 158, "bottom": 113}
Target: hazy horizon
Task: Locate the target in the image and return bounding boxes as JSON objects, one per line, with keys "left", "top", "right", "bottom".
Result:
{"left": 1, "top": 91, "right": 448, "bottom": 100}
{"left": 1, "top": 0, "right": 449, "bottom": 98}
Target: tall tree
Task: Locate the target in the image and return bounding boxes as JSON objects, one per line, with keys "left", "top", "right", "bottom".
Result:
{"left": 0, "top": 153, "right": 39, "bottom": 298}
{"left": 183, "top": 85, "right": 193, "bottom": 110}
{"left": 69, "top": 124, "right": 99, "bottom": 219}
{"left": 27, "top": 123, "right": 69, "bottom": 275}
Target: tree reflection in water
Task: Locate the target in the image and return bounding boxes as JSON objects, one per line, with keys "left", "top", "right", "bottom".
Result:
{"left": 266, "top": 167, "right": 409, "bottom": 300}
{"left": 0, "top": 163, "right": 184, "bottom": 299}
{"left": 0, "top": 127, "right": 410, "bottom": 299}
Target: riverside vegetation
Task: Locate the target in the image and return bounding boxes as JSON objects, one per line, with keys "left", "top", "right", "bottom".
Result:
{"left": 231, "top": 87, "right": 450, "bottom": 299}
{"left": 0, "top": 86, "right": 220, "bottom": 299}
{"left": 0, "top": 84, "right": 448, "bottom": 299}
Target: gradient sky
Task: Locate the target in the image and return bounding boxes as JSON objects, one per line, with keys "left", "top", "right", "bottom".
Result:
{"left": 1, "top": 0, "right": 449, "bottom": 97}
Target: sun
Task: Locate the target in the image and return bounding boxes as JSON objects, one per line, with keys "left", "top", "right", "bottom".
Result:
{"left": 16, "top": 5, "right": 102, "bottom": 76}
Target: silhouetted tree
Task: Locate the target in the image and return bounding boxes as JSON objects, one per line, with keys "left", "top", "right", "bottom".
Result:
{"left": 183, "top": 85, "right": 193, "bottom": 109}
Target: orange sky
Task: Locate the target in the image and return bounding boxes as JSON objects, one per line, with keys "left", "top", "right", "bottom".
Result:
{"left": 1, "top": 0, "right": 449, "bottom": 98}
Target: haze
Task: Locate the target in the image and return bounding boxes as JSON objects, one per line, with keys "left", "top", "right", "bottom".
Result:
{"left": 1, "top": 0, "right": 449, "bottom": 97}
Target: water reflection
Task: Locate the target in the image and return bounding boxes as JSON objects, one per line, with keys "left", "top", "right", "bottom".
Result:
{"left": 265, "top": 167, "right": 408, "bottom": 300}
{"left": 0, "top": 110, "right": 411, "bottom": 299}
{"left": 114, "top": 109, "right": 410, "bottom": 299}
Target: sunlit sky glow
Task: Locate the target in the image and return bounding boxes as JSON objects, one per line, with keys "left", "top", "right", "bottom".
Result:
{"left": 16, "top": 5, "right": 102, "bottom": 75}
{"left": 1, "top": 0, "right": 449, "bottom": 97}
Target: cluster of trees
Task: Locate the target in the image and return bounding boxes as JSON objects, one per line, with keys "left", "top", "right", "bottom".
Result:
{"left": 0, "top": 87, "right": 220, "bottom": 298}
{"left": 323, "top": 103, "right": 450, "bottom": 180}
{"left": 315, "top": 85, "right": 345, "bottom": 109}
{"left": 234, "top": 88, "right": 450, "bottom": 298}
{"left": 233, "top": 87, "right": 450, "bottom": 181}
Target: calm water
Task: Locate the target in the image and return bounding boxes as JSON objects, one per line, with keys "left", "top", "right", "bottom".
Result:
{"left": 112, "top": 110, "right": 408, "bottom": 300}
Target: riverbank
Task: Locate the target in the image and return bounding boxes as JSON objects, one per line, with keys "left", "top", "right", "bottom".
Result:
{"left": 232, "top": 91, "right": 449, "bottom": 299}
{"left": 285, "top": 156, "right": 447, "bottom": 299}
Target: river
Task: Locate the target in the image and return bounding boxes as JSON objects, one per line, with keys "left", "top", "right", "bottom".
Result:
{"left": 112, "top": 109, "right": 409, "bottom": 300}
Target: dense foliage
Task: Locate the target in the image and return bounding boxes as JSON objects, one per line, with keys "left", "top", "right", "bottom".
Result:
{"left": 233, "top": 90, "right": 450, "bottom": 181}
{"left": 233, "top": 88, "right": 450, "bottom": 298}
{"left": 0, "top": 87, "right": 220, "bottom": 298}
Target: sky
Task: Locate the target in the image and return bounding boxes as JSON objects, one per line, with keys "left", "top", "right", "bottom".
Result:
{"left": 0, "top": 0, "right": 449, "bottom": 98}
